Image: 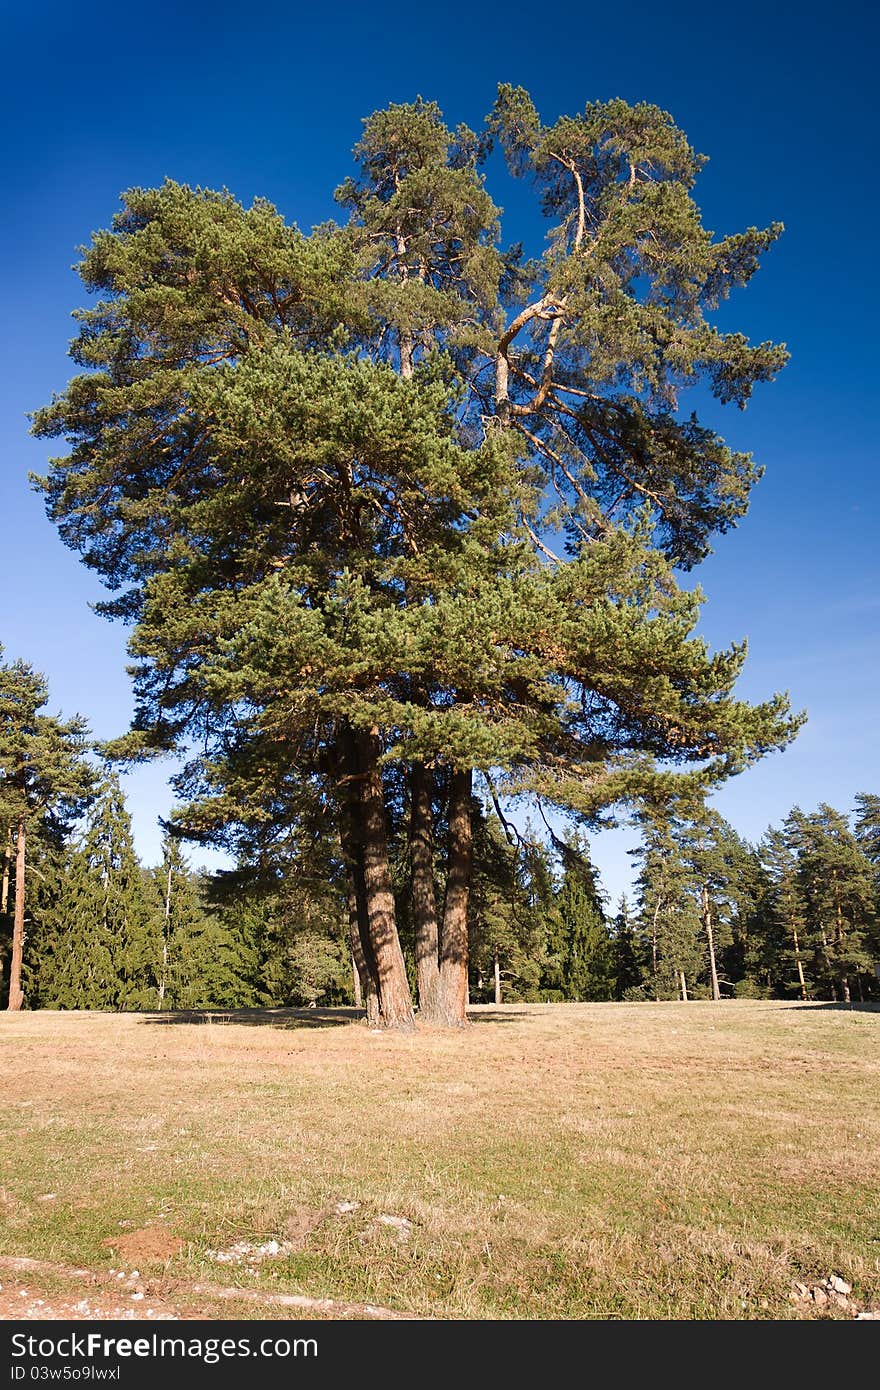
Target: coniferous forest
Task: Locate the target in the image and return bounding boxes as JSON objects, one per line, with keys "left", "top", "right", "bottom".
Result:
{"left": 2, "top": 645, "right": 877, "bottom": 1011}
{"left": 3, "top": 90, "right": 877, "bottom": 1020}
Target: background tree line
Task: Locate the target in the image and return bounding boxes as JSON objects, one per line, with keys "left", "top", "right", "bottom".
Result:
{"left": 3, "top": 646, "right": 876, "bottom": 1010}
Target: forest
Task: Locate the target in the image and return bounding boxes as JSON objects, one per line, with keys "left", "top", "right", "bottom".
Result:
{"left": 4, "top": 88, "right": 876, "bottom": 1023}
{"left": 2, "top": 653, "right": 877, "bottom": 1012}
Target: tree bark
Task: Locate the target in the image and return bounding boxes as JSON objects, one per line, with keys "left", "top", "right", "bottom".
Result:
{"left": 679, "top": 969, "right": 688, "bottom": 1002}
{"left": 494, "top": 949, "right": 502, "bottom": 1006}
{"left": 354, "top": 728, "right": 415, "bottom": 1031}
{"left": 7, "top": 819, "right": 26, "bottom": 1011}
{"left": 786, "top": 889, "right": 808, "bottom": 1000}
{"left": 650, "top": 897, "right": 661, "bottom": 980}
{"left": 438, "top": 769, "right": 473, "bottom": 1026}
{"left": 157, "top": 861, "right": 172, "bottom": 1010}
{"left": 832, "top": 871, "right": 851, "bottom": 1004}
{"left": 1, "top": 826, "right": 11, "bottom": 916}
{"left": 345, "top": 868, "right": 378, "bottom": 1025}
{"left": 701, "top": 885, "right": 721, "bottom": 1001}
{"left": 820, "top": 927, "right": 836, "bottom": 1000}
{"left": 410, "top": 760, "right": 441, "bottom": 1020}
{"left": 337, "top": 730, "right": 381, "bottom": 1027}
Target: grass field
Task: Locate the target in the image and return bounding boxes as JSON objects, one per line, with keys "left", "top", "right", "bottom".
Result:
{"left": 0, "top": 1000, "right": 878, "bottom": 1320}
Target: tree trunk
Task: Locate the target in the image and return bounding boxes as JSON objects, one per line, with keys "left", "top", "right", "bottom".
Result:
{"left": 157, "top": 861, "right": 172, "bottom": 1009}
{"left": 345, "top": 869, "right": 378, "bottom": 1025}
{"left": 701, "top": 885, "right": 721, "bottom": 1001}
{"left": 410, "top": 760, "right": 441, "bottom": 1020}
{"left": 679, "top": 970, "right": 688, "bottom": 1002}
{"left": 832, "top": 872, "right": 851, "bottom": 1005}
{"left": 337, "top": 731, "right": 381, "bottom": 1026}
{"left": 355, "top": 728, "right": 415, "bottom": 1031}
{"left": 1, "top": 826, "right": 11, "bottom": 916}
{"left": 650, "top": 897, "right": 661, "bottom": 980}
{"left": 493, "top": 949, "right": 502, "bottom": 1006}
{"left": 438, "top": 769, "right": 473, "bottom": 1026}
{"left": 351, "top": 952, "right": 363, "bottom": 1010}
{"left": 7, "top": 819, "right": 26, "bottom": 1011}
{"left": 820, "top": 928, "right": 837, "bottom": 1000}
{"left": 789, "top": 908, "right": 808, "bottom": 1001}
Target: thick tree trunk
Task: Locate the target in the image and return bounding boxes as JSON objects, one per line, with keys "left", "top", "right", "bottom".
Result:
{"left": 1, "top": 826, "right": 11, "bottom": 916}
{"left": 438, "top": 769, "right": 473, "bottom": 1027}
{"left": 410, "top": 760, "right": 441, "bottom": 1020}
{"left": 351, "top": 952, "right": 363, "bottom": 1010}
{"left": 494, "top": 949, "right": 502, "bottom": 1006}
{"left": 7, "top": 819, "right": 26, "bottom": 1012}
{"left": 345, "top": 869, "right": 378, "bottom": 1025}
{"left": 679, "top": 970, "right": 688, "bottom": 1002}
{"left": 355, "top": 728, "right": 415, "bottom": 1031}
{"left": 337, "top": 732, "right": 381, "bottom": 1026}
{"left": 701, "top": 885, "right": 721, "bottom": 1001}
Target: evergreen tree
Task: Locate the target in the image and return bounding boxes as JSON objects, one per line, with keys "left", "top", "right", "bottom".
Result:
{"left": 467, "top": 813, "right": 545, "bottom": 1004}
{"left": 792, "top": 805, "right": 877, "bottom": 1003}
{"left": 0, "top": 651, "right": 93, "bottom": 1009}
{"left": 34, "top": 775, "right": 158, "bottom": 1009}
{"left": 153, "top": 835, "right": 260, "bottom": 1010}
{"left": 611, "top": 895, "right": 645, "bottom": 998}
{"left": 679, "top": 810, "right": 760, "bottom": 1000}
{"left": 757, "top": 825, "right": 812, "bottom": 999}
{"left": 632, "top": 810, "right": 699, "bottom": 999}
{"left": 854, "top": 794, "right": 880, "bottom": 868}
{"left": 33, "top": 91, "right": 800, "bottom": 1030}
{"left": 541, "top": 838, "right": 613, "bottom": 1000}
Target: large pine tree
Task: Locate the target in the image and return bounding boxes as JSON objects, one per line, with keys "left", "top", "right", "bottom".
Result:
{"left": 33, "top": 91, "right": 799, "bottom": 1029}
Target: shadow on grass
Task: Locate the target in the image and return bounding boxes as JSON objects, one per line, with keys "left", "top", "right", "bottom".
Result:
{"left": 786, "top": 1000, "right": 880, "bottom": 1013}
{"left": 138, "top": 999, "right": 880, "bottom": 1032}
{"left": 141, "top": 1006, "right": 364, "bottom": 1030}
{"left": 139, "top": 1004, "right": 527, "bottom": 1031}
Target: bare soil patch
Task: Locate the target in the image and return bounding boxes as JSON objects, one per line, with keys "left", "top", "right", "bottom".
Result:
{"left": 100, "top": 1227, "right": 185, "bottom": 1264}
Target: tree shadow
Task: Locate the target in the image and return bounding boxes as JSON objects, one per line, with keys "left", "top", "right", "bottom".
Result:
{"left": 139, "top": 1004, "right": 528, "bottom": 1031}
{"left": 467, "top": 1009, "right": 531, "bottom": 1025}
{"left": 784, "top": 1000, "right": 880, "bottom": 1014}
{"left": 141, "top": 1006, "right": 364, "bottom": 1030}
{"left": 137, "top": 1000, "right": 880, "bottom": 1032}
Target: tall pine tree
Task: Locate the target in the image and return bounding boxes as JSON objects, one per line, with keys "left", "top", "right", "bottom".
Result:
{"left": 33, "top": 92, "right": 799, "bottom": 1029}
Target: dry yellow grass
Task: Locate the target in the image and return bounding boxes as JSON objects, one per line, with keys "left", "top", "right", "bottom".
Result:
{"left": 0, "top": 1000, "right": 878, "bottom": 1319}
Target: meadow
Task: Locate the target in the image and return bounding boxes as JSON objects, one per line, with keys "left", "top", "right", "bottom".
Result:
{"left": 1, "top": 1001, "right": 877, "bottom": 1320}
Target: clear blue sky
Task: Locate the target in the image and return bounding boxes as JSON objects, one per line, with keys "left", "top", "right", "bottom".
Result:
{"left": 2, "top": 0, "right": 878, "bottom": 900}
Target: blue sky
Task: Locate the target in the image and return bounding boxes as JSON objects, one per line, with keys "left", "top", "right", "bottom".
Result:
{"left": 2, "top": 0, "right": 878, "bottom": 901}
